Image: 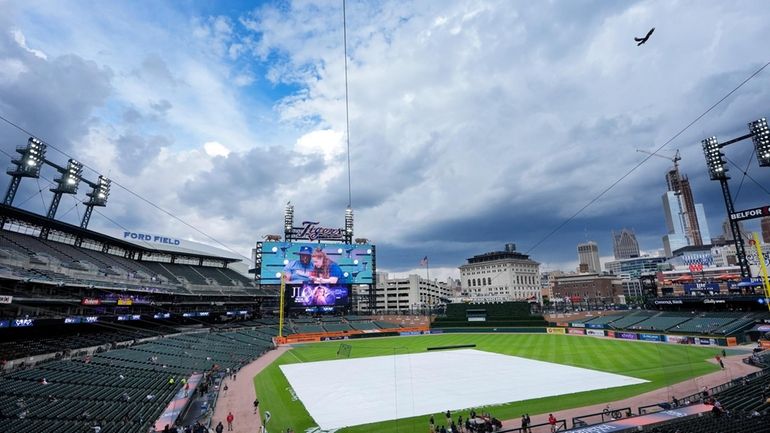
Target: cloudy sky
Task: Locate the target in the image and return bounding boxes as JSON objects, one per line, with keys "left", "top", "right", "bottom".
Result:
{"left": 1, "top": 0, "right": 769, "bottom": 280}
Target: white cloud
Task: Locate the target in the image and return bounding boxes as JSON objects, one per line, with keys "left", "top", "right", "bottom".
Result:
{"left": 10, "top": 29, "right": 47, "bottom": 59}
{"left": 203, "top": 141, "right": 231, "bottom": 157}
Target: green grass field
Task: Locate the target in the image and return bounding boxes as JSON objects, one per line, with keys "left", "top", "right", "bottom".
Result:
{"left": 253, "top": 334, "right": 722, "bottom": 433}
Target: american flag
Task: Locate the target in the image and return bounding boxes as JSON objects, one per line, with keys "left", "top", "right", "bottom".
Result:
{"left": 420, "top": 256, "right": 428, "bottom": 266}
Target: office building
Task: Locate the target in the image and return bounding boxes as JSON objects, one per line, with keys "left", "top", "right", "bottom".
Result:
{"left": 577, "top": 241, "right": 601, "bottom": 273}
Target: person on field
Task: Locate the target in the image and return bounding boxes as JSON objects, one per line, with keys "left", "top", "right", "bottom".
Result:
{"left": 548, "top": 414, "right": 557, "bottom": 432}
{"left": 226, "top": 412, "right": 234, "bottom": 431}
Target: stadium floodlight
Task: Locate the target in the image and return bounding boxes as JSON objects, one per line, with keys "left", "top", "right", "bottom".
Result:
{"left": 749, "top": 118, "right": 770, "bottom": 167}
{"left": 80, "top": 175, "right": 111, "bottom": 229}
{"left": 284, "top": 202, "right": 294, "bottom": 241}
{"left": 91, "top": 175, "right": 111, "bottom": 205}
{"left": 51, "top": 159, "right": 83, "bottom": 194}
{"left": 345, "top": 207, "right": 353, "bottom": 234}
{"left": 11, "top": 137, "right": 46, "bottom": 176}
{"left": 701, "top": 136, "right": 729, "bottom": 181}
{"left": 44, "top": 159, "right": 85, "bottom": 222}
{"left": 3, "top": 137, "right": 48, "bottom": 205}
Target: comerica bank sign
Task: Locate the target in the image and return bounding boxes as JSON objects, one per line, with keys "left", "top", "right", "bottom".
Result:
{"left": 123, "top": 231, "right": 181, "bottom": 246}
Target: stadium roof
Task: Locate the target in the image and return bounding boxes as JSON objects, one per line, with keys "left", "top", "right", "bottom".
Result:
{"left": 0, "top": 203, "right": 239, "bottom": 263}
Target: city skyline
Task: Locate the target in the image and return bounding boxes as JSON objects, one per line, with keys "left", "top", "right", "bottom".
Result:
{"left": 0, "top": 1, "right": 769, "bottom": 281}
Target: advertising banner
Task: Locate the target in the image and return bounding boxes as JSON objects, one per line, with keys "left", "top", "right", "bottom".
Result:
{"left": 683, "top": 283, "right": 721, "bottom": 294}
{"left": 260, "top": 241, "right": 373, "bottom": 284}
{"left": 82, "top": 298, "right": 101, "bottom": 306}
{"left": 617, "top": 332, "right": 638, "bottom": 340}
{"left": 639, "top": 333, "right": 662, "bottom": 342}
{"left": 568, "top": 328, "right": 586, "bottom": 335}
{"left": 606, "top": 330, "right": 616, "bottom": 338}
{"left": 284, "top": 284, "right": 350, "bottom": 310}
{"left": 556, "top": 322, "right": 569, "bottom": 327}
{"left": 586, "top": 323, "right": 605, "bottom": 329}
{"left": 117, "top": 298, "right": 133, "bottom": 306}
{"left": 665, "top": 335, "right": 690, "bottom": 344}
{"left": 0, "top": 295, "right": 12, "bottom": 304}
{"left": 726, "top": 337, "right": 737, "bottom": 346}
{"left": 547, "top": 327, "right": 567, "bottom": 334}
{"left": 694, "top": 337, "right": 717, "bottom": 346}
{"left": 586, "top": 329, "right": 605, "bottom": 337}
{"left": 570, "top": 322, "right": 586, "bottom": 328}
{"left": 321, "top": 336, "right": 349, "bottom": 341}
{"left": 11, "top": 318, "right": 34, "bottom": 327}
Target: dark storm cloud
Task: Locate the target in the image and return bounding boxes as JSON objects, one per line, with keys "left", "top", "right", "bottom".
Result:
{"left": 179, "top": 146, "right": 325, "bottom": 216}
{"left": 113, "top": 133, "right": 169, "bottom": 176}
{"left": 0, "top": 28, "right": 113, "bottom": 158}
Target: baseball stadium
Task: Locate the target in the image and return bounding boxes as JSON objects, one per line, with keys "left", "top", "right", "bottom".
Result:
{"left": 3, "top": 1, "right": 770, "bottom": 433}
{"left": 1, "top": 190, "right": 769, "bottom": 433}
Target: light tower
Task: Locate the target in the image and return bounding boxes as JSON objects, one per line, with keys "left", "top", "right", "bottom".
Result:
{"left": 3, "top": 137, "right": 47, "bottom": 206}
{"left": 80, "top": 175, "right": 111, "bottom": 229}
{"left": 284, "top": 202, "right": 294, "bottom": 242}
{"left": 701, "top": 117, "right": 769, "bottom": 278}
{"left": 345, "top": 206, "right": 354, "bottom": 244}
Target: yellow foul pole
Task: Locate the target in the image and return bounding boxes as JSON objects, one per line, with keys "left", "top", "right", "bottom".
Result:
{"left": 278, "top": 272, "right": 286, "bottom": 338}
{"left": 751, "top": 232, "right": 770, "bottom": 313}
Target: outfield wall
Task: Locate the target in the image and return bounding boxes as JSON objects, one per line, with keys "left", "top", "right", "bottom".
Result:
{"left": 548, "top": 326, "right": 737, "bottom": 347}
{"left": 275, "top": 325, "right": 430, "bottom": 344}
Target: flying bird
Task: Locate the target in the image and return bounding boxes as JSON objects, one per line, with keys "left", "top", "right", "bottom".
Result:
{"left": 635, "top": 27, "right": 655, "bottom": 46}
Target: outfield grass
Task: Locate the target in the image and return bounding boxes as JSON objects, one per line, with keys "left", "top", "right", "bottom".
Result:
{"left": 254, "top": 334, "right": 722, "bottom": 433}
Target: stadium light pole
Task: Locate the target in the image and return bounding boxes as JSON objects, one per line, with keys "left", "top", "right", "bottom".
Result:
{"left": 750, "top": 118, "right": 770, "bottom": 166}
{"left": 39, "top": 158, "right": 84, "bottom": 239}
{"left": 345, "top": 206, "right": 354, "bottom": 244}
{"left": 80, "top": 175, "right": 111, "bottom": 229}
{"left": 45, "top": 159, "right": 83, "bottom": 219}
{"left": 701, "top": 117, "right": 769, "bottom": 279}
{"left": 702, "top": 136, "right": 749, "bottom": 277}
{"left": 3, "top": 137, "right": 47, "bottom": 206}
{"left": 284, "top": 202, "right": 294, "bottom": 242}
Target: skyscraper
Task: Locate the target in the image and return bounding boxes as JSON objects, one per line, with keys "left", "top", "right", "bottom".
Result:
{"left": 662, "top": 191, "right": 688, "bottom": 256}
{"left": 660, "top": 161, "right": 711, "bottom": 256}
{"left": 577, "top": 241, "right": 601, "bottom": 273}
{"left": 612, "top": 229, "right": 640, "bottom": 260}
{"left": 762, "top": 217, "right": 770, "bottom": 244}
{"left": 722, "top": 218, "right": 747, "bottom": 242}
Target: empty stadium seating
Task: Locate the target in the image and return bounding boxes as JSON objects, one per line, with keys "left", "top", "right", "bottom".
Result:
{"left": 0, "top": 328, "right": 274, "bottom": 433}
{"left": 627, "top": 313, "right": 691, "bottom": 331}
{"left": 1, "top": 230, "right": 258, "bottom": 297}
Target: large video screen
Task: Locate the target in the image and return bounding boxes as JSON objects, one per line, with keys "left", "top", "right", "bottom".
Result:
{"left": 285, "top": 283, "right": 350, "bottom": 312}
{"left": 259, "top": 242, "right": 373, "bottom": 284}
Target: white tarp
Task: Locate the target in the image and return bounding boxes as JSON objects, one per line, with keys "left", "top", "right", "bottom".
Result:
{"left": 280, "top": 349, "right": 647, "bottom": 430}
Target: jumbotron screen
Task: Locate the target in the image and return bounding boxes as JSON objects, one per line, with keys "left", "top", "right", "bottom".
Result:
{"left": 259, "top": 242, "right": 373, "bottom": 285}
{"left": 284, "top": 283, "right": 350, "bottom": 312}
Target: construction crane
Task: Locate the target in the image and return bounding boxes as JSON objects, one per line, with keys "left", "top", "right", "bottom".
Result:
{"left": 637, "top": 148, "right": 703, "bottom": 246}
{"left": 637, "top": 149, "right": 682, "bottom": 193}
